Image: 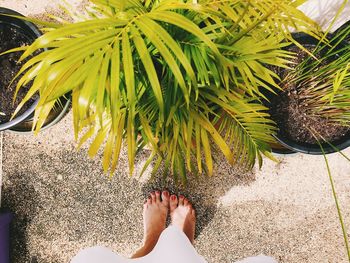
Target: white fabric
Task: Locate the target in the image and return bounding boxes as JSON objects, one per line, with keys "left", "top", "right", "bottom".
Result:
{"left": 71, "top": 226, "right": 206, "bottom": 263}
{"left": 71, "top": 226, "right": 277, "bottom": 263}
{"left": 298, "top": 0, "right": 350, "bottom": 32}
{"left": 235, "top": 255, "right": 278, "bottom": 263}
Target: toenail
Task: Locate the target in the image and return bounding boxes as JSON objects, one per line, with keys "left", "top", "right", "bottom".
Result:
{"left": 179, "top": 195, "right": 184, "bottom": 199}
{"left": 171, "top": 195, "right": 176, "bottom": 200}
{"left": 163, "top": 191, "right": 169, "bottom": 196}
{"left": 156, "top": 191, "right": 160, "bottom": 195}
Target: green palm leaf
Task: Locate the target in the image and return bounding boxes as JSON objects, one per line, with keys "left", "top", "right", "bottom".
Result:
{"left": 8, "top": 0, "right": 321, "bottom": 179}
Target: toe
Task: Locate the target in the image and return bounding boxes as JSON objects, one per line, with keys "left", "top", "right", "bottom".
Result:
{"left": 155, "top": 191, "right": 161, "bottom": 203}
{"left": 178, "top": 195, "right": 185, "bottom": 206}
{"left": 150, "top": 192, "right": 156, "bottom": 203}
{"left": 183, "top": 198, "right": 189, "bottom": 206}
{"left": 147, "top": 197, "right": 152, "bottom": 205}
{"left": 161, "top": 191, "right": 170, "bottom": 207}
{"left": 170, "top": 194, "right": 178, "bottom": 212}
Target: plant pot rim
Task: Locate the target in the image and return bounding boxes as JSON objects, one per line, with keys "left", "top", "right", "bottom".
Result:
{"left": 8, "top": 94, "right": 71, "bottom": 133}
{"left": 273, "top": 133, "right": 350, "bottom": 155}
{"left": 271, "top": 144, "right": 296, "bottom": 155}
{"left": 333, "top": 20, "right": 350, "bottom": 40}
{"left": 0, "top": 7, "right": 42, "bottom": 131}
{"left": 269, "top": 32, "right": 350, "bottom": 155}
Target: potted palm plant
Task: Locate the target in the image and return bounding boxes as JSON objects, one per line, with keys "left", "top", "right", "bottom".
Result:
{"left": 0, "top": 7, "right": 41, "bottom": 131}
{"left": 0, "top": 7, "right": 71, "bottom": 132}
{"left": 268, "top": 25, "right": 350, "bottom": 154}
{"left": 9, "top": 0, "right": 320, "bottom": 180}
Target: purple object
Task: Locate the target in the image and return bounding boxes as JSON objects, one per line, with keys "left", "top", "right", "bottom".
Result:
{"left": 0, "top": 212, "right": 13, "bottom": 263}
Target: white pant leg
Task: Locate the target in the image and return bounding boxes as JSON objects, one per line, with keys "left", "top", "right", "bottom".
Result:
{"left": 71, "top": 226, "right": 277, "bottom": 263}
{"left": 71, "top": 246, "right": 130, "bottom": 263}
{"left": 234, "top": 255, "right": 278, "bottom": 263}
{"left": 70, "top": 226, "right": 207, "bottom": 263}
{"left": 144, "top": 225, "right": 207, "bottom": 263}
{"left": 149, "top": 227, "right": 278, "bottom": 263}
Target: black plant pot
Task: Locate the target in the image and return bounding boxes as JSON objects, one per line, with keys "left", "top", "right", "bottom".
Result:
{"left": 270, "top": 140, "right": 296, "bottom": 155}
{"left": 334, "top": 20, "right": 350, "bottom": 43}
{"left": 0, "top": 7, "right": 71, "bottom": 132}
{"left": 0, "top": 7, "right": 41, "bottom": 131}
{"left": 9, "top": 94, "right": 71, "bottom": 133}
{"left": 269, "top": 33, "right": 350, "bottom": 155}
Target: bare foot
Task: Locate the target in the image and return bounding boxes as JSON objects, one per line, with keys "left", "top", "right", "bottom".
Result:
{"left": 131, "top": 190, "right": 169, "bottom": 258}
{"left": 170, "top": 194, "right": 196, "bottom": 244}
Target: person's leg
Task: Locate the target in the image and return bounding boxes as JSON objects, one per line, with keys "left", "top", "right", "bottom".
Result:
{"left": 169, "top": 194, "right": 196, "bottom": 243}
{"left": 130, "top": 190, "right": 169, "bottom": 259}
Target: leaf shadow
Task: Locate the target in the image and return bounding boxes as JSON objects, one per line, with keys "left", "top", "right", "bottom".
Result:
{"left": 140, "top": 153, "right": 256, "bottom": 238}
{"left": 2, "top": 171, "right": 39, "bottom": 263}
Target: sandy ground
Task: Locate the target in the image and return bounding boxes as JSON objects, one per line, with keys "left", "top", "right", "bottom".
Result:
{"left": 1, "top": 0, "right": 350, "bottom": 263}
{"left": 2, "top": 114, "right": 350, "bottom": 263}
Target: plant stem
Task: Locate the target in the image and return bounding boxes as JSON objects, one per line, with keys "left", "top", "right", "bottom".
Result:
{"left": 320, "top": 145, "right": 350, "bottom": 262}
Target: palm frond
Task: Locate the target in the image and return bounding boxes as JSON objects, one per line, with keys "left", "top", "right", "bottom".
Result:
{"left": 9, "top": 0, "right": 322, "bottom": 178}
